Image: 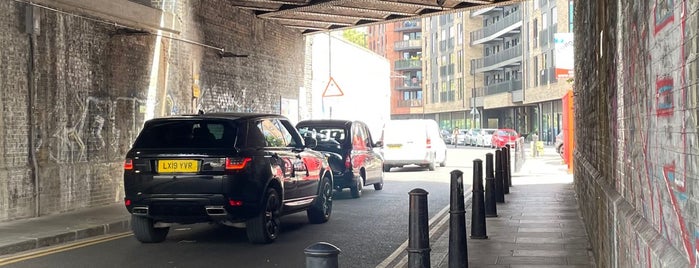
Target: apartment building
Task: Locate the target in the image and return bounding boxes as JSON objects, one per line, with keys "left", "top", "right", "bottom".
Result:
{"left": 368, "top": 19, "right": 424, "bottom": 120}
{"left": 422, "top": 12, "right": 483, "bottom": 131}
{"left": 368, "top": 0, "right": 574, "bottom": 140}
{"left": 521, "top": 0, "right": 575, "bottom": 143}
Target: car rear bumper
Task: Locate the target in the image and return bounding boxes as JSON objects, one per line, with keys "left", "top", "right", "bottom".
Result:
{"left": 125, "top": 194, "right": 258, "bottom": 224}
{"left": 333, "top": 171, "right": 359, "bottom": 188}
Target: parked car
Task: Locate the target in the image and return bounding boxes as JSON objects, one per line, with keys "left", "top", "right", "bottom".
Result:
{"left": 491, "top": 128, "right": 520, "bottom": 149}
{"left": 441, "top": 129, "right": 454, "bottom": 145}
{"left": 455, "top": 129, "right": 469, "bottom": 145}
{"left": 296, "top": 120, "right": 384, "bottom": 198}
{"left": 555, "top": 131, "right": 564, "bottom": 157}
{"left": 466, "top": 128, "right": 481, "bottom": 146}
{"left": 380, "top": 119, "right": 447, "bottom": 171}
{"left": 475, "top": 128, "right": 497, "bottom": 147}
{"left": 123, "top": 112, "right": 333, "bottom": 244}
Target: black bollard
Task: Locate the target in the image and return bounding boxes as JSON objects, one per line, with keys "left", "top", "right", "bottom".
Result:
{"left": 501, "top": 147, "right": 510, "bottom": 194}
{"left": 494, "top": 150, "right": 505, "bottom": 203}
{"left": 484, "top": 153, "right": 498, "bottom": 217}
{"left": 471, "top": 159, "right": 487, "bottom": 239}
{"left": 408, "top": 188, "right": 430, "bottom": 268}
{"left": 505, "top": 144, "right": 513, "bottom": 188}
{"left": 305, "top": 242, "right": 341, "bottom": 268}
{"left": 448, "top": 170, "right": 468, "bottom": 268}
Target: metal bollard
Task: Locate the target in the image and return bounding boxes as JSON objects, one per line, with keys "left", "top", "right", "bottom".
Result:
{"left": 494, "top": 150, "right": 505, "bottom": 203}
{"left": 449, "top": 170, "right": 468, "bottom": 268}
{"left": 484, "top": 153, "right": 498, "bottom": 217}
{"left": 408, "top": 188, "right": 430, "bottom": 268}
{"left": 505, "top": 144, "right": 513, "bottom": 188}
{"left": 471, "top": 159, "right": 487, "bottom": 239}
{"left": 305, "top": 242, "right": 341, "bottom": 268}
{"left": 501, "top": 147, "right": 510, "bottom": 194}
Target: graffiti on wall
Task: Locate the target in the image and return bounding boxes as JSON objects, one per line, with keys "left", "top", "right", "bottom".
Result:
{"left": 618, "top": 0, "right": 698, "bottom": 266}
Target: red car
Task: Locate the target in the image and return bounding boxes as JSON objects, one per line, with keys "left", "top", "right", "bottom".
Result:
{"left": 491, "top": 129, "right": 519, "bottom": 149}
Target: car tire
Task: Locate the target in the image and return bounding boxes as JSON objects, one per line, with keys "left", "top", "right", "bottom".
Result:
{"left": 247, "top": 188, "right": 281, "bottom": 244}
{"left": 428, "top": 160, "right": 436, "bottom": 171}
{"left": 308, "top": 178, "right": 333, "bottom": 224}
{"left": 350, "top": 177, "right": 363, "bottom": 198}
{"left": 439, "top": 152, "right": 447, "bottom": 167}
{"left": 383, "top": 165, "right": 391, "bottom": 172}
{"left": 131, "top": 215, "right": 169, "bottom": 243}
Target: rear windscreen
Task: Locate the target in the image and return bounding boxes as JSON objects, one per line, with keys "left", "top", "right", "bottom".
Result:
{"left": 297, "top": 126, "right": 346, "bottom": 152}
{"left": 133, "top": 120, "right": 237, "bottom": 148}
{"left": 383, "top": 123, "right": 426, "bottom": 142}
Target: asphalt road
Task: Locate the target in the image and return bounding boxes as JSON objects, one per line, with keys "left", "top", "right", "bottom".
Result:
{"left": 4, "top": 146, "right": 494, "bottom": 268}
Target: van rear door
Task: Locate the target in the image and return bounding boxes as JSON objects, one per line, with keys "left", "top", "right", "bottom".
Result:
{"left": 382, "top": 122, "right": 428, "bottom": 162}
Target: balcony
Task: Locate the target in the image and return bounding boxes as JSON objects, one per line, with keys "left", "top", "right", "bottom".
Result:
{"left": 539, "top": 24, "right": 557, "bottom": 49}
{"left": 396, "top": 80, "right": 422, "bottom": 91}
{"left": 471, "top": 87, "right": 485, "bottom": 107}
{"left": 395, "top": 20, "right": 421, "bottom": 32}
{"left": 485, "top": 79, "right": 522, "bottom": 95}
{"left": 471, "top": 44, "right": 523, "bottom": 73}
{"left": 470, "top": 6, "right": 503, "bottom": 17}
{"left": 511, "top": 89, "right": 523, "bottom": 102}
{"left": 395, "top": 59, "right": 422, "bottom": 71}
{"left": 397, "top": 99, "right": 423, "bottom": 107}
{"left": 470, "top": 9, "right": 522, "bottom": 45}
{"left": 395, "top": 39, "right": 422, "bottom": 51}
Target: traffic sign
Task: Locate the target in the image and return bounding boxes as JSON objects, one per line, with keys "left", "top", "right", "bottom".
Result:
{"left": 322, "top": 77, "right": 344, "bottom": 97}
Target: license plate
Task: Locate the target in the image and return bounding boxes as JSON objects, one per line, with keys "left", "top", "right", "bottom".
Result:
{"left": 387, "top": 144, "right": 402, "bottom": 149}
{"left": 158, "top": 160, "right": 199, "bottom": 173}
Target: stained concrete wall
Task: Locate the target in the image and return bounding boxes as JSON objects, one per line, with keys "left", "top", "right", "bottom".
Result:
{"left": 0, "top": 0, "right": 305, "bottom": 221}
{"left": 575, "top": 0, "right": 699, "bottom": 266}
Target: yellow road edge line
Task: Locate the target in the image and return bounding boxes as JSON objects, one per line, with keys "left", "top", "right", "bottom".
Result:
{"left": 0, "top": 232, "right": 133, "bottom": 266}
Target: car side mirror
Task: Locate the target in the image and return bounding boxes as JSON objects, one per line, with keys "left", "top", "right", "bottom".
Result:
{"left": 374, "top": 141, "right": 383, "bottom": 147}
{"left": 304, "top": 136, "right": 318, "bottom": 149}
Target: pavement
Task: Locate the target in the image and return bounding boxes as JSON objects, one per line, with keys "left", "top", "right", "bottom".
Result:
{"left": 379, "top": 146, "right": 595, "bottom": 268}
{"left": 0, "top": 146, "right": 594, "bottom": 268}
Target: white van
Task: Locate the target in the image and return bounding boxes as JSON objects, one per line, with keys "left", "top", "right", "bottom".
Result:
{"left": 379, "top": 119, "right": 447, "bottom": 172}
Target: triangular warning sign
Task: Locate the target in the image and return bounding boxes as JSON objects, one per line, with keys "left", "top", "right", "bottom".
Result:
{"left": 322, "top": 77, "right": 344, "bottom": 97}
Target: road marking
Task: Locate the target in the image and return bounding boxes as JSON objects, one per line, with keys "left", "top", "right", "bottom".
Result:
{"left": 375, "top": 204, "right": 451, "bottom": 268}
{"left": 0, "top": 232, "right": 132, "bottom": 266}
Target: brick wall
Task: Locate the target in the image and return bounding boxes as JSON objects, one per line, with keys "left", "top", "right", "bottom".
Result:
{"left": 575, "top": 0, "right": 699, "bottom": 267}
{"left": 0, "top": 0, "right": 305, "bottom": 222}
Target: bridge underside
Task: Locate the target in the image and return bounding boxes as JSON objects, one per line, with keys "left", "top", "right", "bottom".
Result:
{"left": 230, "top": 0, "right": 525, "bottom": 33}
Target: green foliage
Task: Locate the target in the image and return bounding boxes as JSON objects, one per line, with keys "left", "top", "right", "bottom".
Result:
{"left": 342, "top": 29, "right": 367, "bottom": 48}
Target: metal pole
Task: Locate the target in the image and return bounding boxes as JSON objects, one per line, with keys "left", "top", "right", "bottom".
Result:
{"left": 470, "top": 160, "right": 487, "bottom": 239}
{"left": 506, "top": 144, "right": 513, "bottom": 187}
{"left": 495, "top": 149, "right": 505, "bottom": 203}
{"left": 305, "top": 242, "right": 341, "bottom": 268}
{"left": 485, "top": 153, "right": 498, "bottom": 217}
{"left": 449, "top": 170, "right": 468, "bottom": 268}
{"left": 408, "top": 188, "right": 430, "bottom": 268}
{"left": 501, "top": 147, "right": 510, "bottom": 194}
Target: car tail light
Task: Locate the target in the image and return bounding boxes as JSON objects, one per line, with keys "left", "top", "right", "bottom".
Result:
{"left": 345, "top": 154, "right": 352, "bottom": 169}
{"left": 124, "top": 159, "right": 133, "bottom": 170}
{"left": 426, "top": 138, "right": 432, "bottom": 149}
{"left": 229, "top": 199, "right": 243, "bottom": 207}
{"left": 124, "top": 199, "right": 131, "bottom": 206}
{"left": 225, "top": 157, "right": 252, "bottom": 170}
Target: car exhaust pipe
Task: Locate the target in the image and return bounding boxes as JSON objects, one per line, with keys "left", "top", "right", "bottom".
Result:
{"left": 132, "top": 206, "right": 149, "bottom": 215}
{"left": 205, "top": 206, "right": 227, "bottom": 216}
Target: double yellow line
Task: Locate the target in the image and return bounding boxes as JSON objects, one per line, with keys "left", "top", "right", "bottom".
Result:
{"left": 0, "top": 232, "right": 132, "bottom": 266}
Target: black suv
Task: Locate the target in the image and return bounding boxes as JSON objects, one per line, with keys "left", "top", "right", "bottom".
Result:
{"left": 123, "top": 113, "right": 333, "bottom": 244}
{"left": 296, "top": 120, "right": 384, "bottom": 198}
